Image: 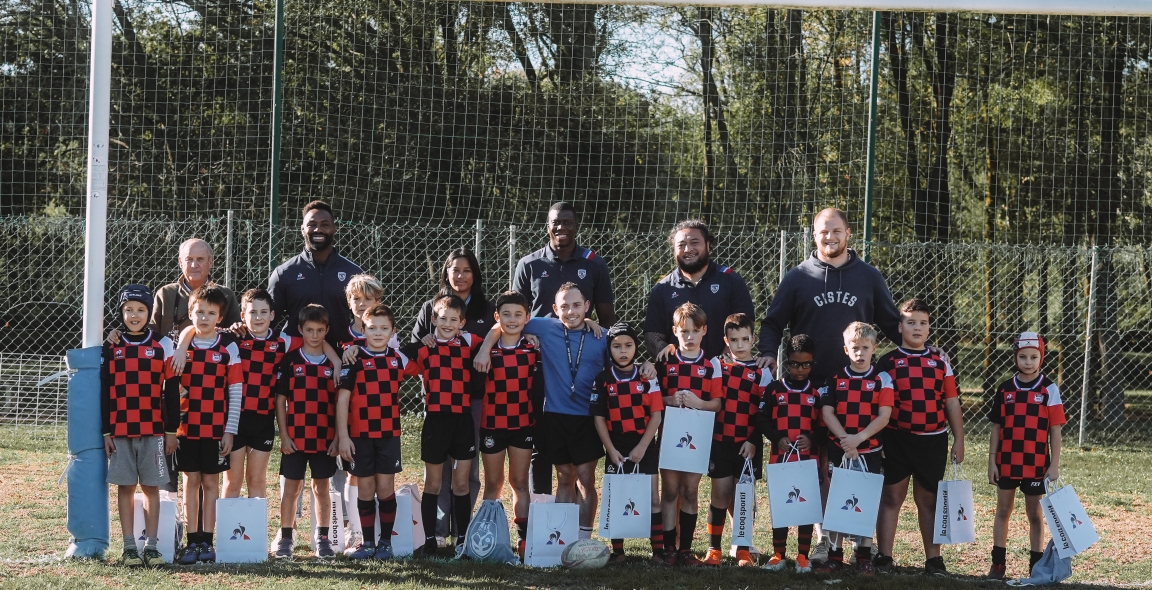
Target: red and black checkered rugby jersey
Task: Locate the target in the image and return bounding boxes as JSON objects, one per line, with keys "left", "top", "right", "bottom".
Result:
{"left": 819, "top": 366, "right": 894, "bottom": 453}
{"left": 338, "top": 347, "right": 415, "bottom": 438}
{"left": 102, "top": 331, "right": 180, "bottom": 437}
{"left": 402, "top": 332, "right": 481, "bottom": 414}
{"left": 657, "top": 351, "right": 721, "bottom": 402}
{"left": 237, "top": 330, "right": 299, "bottom": 415}
{"left": 988, "top": 374, "right": 1066, "bottom": 480}
{"left": 480, "top": 338, "right": 540, "bottom": 431}
{"left": 877, "top": 347, "right": 959, "bottom": 435}
{"left": 179, "top": 334, "right": 243, "bottom": 440}
{"left": 276, "top": 349, "right": 338, "bottom": 452}
{"left": 758, "top": 378, "right": 822, "bottom": 461}
{"left": 713, "top": 358, "right": 773, "bottom": 443}
{"left": 593, "top": 366, "right": 663, "bottom": 434}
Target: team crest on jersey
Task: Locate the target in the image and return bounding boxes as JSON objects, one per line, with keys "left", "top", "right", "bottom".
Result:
{"left": 144, "top": 348, "right": 155, "bottom": 358}
{"left": 710, "top": 284, "right": 719, "bottom": 293}
{"left": 212, "top": 353, "right": 222, "bottom": 362}
{"left": 268, "top": 343, "right": 278, "bottom": 351}
{"left": 667, "top": 366, "right": 678, "bottom": 375}
{"left": 296, "top": 273, "right": 305, "bottom": 281}
{"left": 338, "top": 272, "right": 347, "bottom": 281}
{"left": 896, "top": 359, "right": 908, "bottom": 367}
{"left": 114, "top": 349, "right": 125, "bottom": 359}
{"left": 927, "top": 359, "right": 938, "bottom": 367}
{"left": 837, "top": 379, "right": 849, "bottom": 390}
{"left": 578, "top": 269, "right": 587, "bottom": 279}
{"left": 632, "top": 382, "right": 644, "bottom": 393}
{"left": 695, "top": 367, "right": 706, "bottom": 377}
{"left": 1005, "top": 393, "right": 1015, "bottom": 403}
{"left": 484, "top": 436, "right": 495, "bottom": 449}
{"left": 807, "top": 395, "right": 816, "bottom": 404}
{"left": 295, "top": 366, "right": 305, "bottom": 375}
{"left": 865, "top": 381, "right": 875, "bottom": 390}
{"left": 1033, "top": 393, "right": 1044, "bottom": 403}
{"left": 389, "top": 358, "right": 399, "bottom": 368}
{"left": 323, "top": 368, "right": 333, "bottom": 377}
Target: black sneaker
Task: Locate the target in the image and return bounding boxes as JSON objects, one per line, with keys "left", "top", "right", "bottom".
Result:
{"left": 873, "top": 553, "right": 895, "bottom": 574}
{"left": 925, "top": 556, "right": 948, "bottom": 576}
{"left": 420, "top": 542, "right": 438, "bottom": 558}
{"left": 315, "top": 535, "right": 335, "bottom": 558}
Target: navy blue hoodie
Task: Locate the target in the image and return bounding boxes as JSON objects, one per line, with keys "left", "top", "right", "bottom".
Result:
{"left": 757, "top": 249, "right": 901, "bottom": 385}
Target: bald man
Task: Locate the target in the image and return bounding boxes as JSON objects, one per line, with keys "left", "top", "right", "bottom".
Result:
{"left": 152, "top": 238, "right": 241, "bottom": 338}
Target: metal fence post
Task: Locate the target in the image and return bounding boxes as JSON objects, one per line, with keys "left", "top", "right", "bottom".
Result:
{"left": 778, "top": 230, "right": 787, "bottom": 285}
{"left": 475, "top": 219, "right": 483, "bottom": 263}
{"left": 508, "top": 225, "right": 517, "bottom": 290}
{"left": 1079, "top": 246, "right": 1099, "bottom": 448}
{"left": 225, "top": 210, "right": 233, "bottom": 287}
{"left": 862, "top": 10, "right": 882, "bottom": 264}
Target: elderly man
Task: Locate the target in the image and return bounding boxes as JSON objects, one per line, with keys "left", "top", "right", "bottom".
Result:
{"left": 152, "top": 238, "right": 241, "bottom": 339}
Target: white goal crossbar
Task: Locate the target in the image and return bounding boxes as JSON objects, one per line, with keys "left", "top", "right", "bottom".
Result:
{"left": 469, "top": 0, "right": 1152, "bottom": 16}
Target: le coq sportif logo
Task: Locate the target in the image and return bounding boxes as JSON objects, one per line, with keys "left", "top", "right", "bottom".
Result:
{"left": 546, "top": 512, "right": 567, "bottom": 545}
{"left": 622, "top": 499, "right": 640, "bottom": 516}
{"left": 841, "top": 494, "right": 862, "bottom": 512}
{"left": 676, "top": 432, "right": 697, "bottom": 449}
{"left": 1070, "top": 512, "right": 1084, "bottom": 528}
{"left": 786, "top": 485, "right": 807, "bottom": 504}
{"left": 229, "top": 523, "right": 251, "bottom": 541}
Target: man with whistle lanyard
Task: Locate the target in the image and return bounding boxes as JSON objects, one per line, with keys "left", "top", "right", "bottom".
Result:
{"left": 475, "top": 282, "right": 655, "bottom": 540}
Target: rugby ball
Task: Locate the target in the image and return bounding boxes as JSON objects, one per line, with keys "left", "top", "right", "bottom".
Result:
{"left": 560, "top": 539, "right": 610, "bottom": 569}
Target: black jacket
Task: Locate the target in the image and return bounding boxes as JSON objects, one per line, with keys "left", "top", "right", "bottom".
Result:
{"left": 267, "top": 247, "right": 363, "bottom": 348}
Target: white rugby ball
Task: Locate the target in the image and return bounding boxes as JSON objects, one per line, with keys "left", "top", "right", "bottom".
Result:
{"left": 560, "top": 539, "right": 610, "bottom": 569}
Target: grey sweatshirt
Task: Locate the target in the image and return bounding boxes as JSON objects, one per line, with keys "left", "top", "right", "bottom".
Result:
{"left": 757, "top": 249, "right": 901, "bottom": 385}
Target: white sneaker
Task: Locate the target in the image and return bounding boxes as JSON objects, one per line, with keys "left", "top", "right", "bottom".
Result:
{"left": 344, "top": 531, "right": 364, "bottom": 556}
{"left": 436, "top": 536, "right": 448, "bottom": 548}
{"left": 809, "top": 538, "right": 830, "bottom": 564}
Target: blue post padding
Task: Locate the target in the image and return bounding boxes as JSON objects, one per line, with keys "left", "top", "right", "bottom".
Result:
{"left": 64, "top": 346, "right": 109, "bottom": 559}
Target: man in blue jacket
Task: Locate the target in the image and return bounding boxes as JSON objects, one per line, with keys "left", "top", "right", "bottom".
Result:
{"left": 756, "top": 208, "right": 901, "bottom": 384}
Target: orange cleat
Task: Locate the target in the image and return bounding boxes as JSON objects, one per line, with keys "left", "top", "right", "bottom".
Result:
{"left": 703, "top": 548, "right": 723, "bottom": 566}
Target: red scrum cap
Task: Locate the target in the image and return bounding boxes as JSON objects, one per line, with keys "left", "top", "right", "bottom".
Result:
{"left": 1013, "top": 331, "right": 1045, "bottom": 364}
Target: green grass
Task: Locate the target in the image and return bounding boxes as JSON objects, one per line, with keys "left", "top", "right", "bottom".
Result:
{"left": 0, "top": 421, "right": 1147, "bottom": 589}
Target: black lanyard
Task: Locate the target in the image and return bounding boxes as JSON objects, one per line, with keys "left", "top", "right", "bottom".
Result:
{"left": 563, "top": 327, "right": 587, "bottom": 394}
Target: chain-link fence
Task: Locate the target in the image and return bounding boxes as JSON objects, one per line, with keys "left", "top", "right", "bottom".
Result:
{"left": 2, "top": 216, "right": 1149, "bottom": 447}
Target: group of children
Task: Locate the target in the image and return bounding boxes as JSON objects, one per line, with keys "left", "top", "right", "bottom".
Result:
{"left": 103, "top": 274, "right": 1065, "bottom": 581}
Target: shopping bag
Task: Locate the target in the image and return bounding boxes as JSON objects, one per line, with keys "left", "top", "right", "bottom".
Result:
{"left": 1042, "top": 478, "right": 1099, "bottom": 558}
{"left": 766, "top": 447, "right": 823, "bottom": 528}
{"left": 933, "top": 461, "right": 976, "bottom": 545}
{"left": 215, "top": 497, "right": 268, "bottom": 563}
{"left": 132, "top": 491, "right": 179, "bottom": 563}
{"left": 389, "top": 483, "right": 425, "bottom": 556}
{"left": 731, "top": 458, "right": 757, "bottom": 546}
{"left": 822, "top": 455, "right": 883, "bottom": 539}
{"left": 524, "top": 502, "right": 578, "bottom": 567}
{"left": 602, "top": 466, "right": 653, "bottom": 539}
{"left": 310, "top": 488, "right": 346, "bottom": 550}
{"left": 658, "top": 407, "right": 715, "bottom": 474}
{"left": 1006, "top": 540, "right": 1072, "bottom": 587}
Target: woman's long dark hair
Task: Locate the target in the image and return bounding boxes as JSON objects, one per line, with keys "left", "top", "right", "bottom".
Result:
{"left": 438, "top": 248, "right": 489, "bottom": 321}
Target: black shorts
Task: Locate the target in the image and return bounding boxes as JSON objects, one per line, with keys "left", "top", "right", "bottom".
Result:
{"left": 280, "top": 451, "right": 339, "bottom": 480}
{"left": 998, "top": 477, "right": 1046, "bottom": 496}
{"left": 543, "top": 413, "right": 605, "bottom": 467}
{"left": 603, "top": 432, "right": 658, "bottom": 475}
{"left": 882, "top": 429, "right": 949, "bottom": 492}
{"left": 175, "top": 437, "right": 230, "bottom": 475}
{"left": 708, "top": 439, "right": 762, "bottom": 480}
{"left": 233, "top": 411, "right": 276, "bottom": 453}
{"left": 421, "top": 412, "right": 477, "bottom": 464}
{"left": 351, "top": 436, "right": 403, "bottom": 477}
{"left": 479, "top": 428, "right": 535, "bottom": 454}
{"left": 826, "top": 446, "right": 884, "bottom": 476}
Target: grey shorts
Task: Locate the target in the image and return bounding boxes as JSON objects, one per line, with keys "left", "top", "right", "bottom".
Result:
{"left": 107, "top": 436, "right": 170, "bottom": 487}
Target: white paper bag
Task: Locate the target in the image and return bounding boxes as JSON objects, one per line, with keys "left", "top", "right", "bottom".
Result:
{"left": 822, "top": 455, "right": 883, "bottom": 539}
{"left": 215, "top": 497, "right": 269, "bottom": 563}
{"left": 766, "top": 448, "right": 823, "bottom": 529}
{"left": 1042, "top": 479, "right": 1099, "bottom": 558}
{"left": 132, "top": 491, "right": 179, "bottom": 562}
{"left": 731, "top": 459, "right": 757, "bottom": 546}
{"left": 525, "top": 502, "right": 578, "bottom": 567}
{"left": 389, "top": 483, "right": 425, "bottom": 556}
{"left": 310, "top": 488, "right": 346, "bottom": 549}
{"left": 933, "top": 462, "right": 976, "bottom": 545}
{"left": 597, "top": 475, "right": 611, "bottom": 538}
{"left": 658, "top": 407, "right": 715, "bottom": 474}
{"left": 602, "top": 467, "right": 652, "bottom": 539}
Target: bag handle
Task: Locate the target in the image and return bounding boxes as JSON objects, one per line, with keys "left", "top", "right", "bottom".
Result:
{"left": 739, "top": 457, "right": 756, "bottom": 483}
{"left": 839, "top": 453, "right": 867, "bottom": 472}
{"left": 631, "top": 463, "right": 642, "bottom": 475}
{"left": 779, "top": 443, "right": 801, "bottom": 464}
{"left": 1044, "top": 477, "right": 1065, "bottom": 496}
{"left": 947, "top": 460, "right": 967, "bottom": 482}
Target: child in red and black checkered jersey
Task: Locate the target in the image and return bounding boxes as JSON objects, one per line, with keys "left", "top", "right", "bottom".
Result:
{"left": 336, "top": 303, "right": 416, "bottom": 561}
{"left": 593, "top": 322, "right": 663, "bottom": 564}
{"left": 703, "top": 313, "right": 773, "bottom": 567}
{"left": 819, "top": 322, "right": 894, "bottom": 574}
{"left": 399, "top": 294, "right": 482, "bottom": 555}
{"left": 655, "top": 302, "right": 721, "bottom": 567}
{"left": 101, "top": 284, "right": 180, "bottom": 566}
{"left": 472, "top": 291, "right": 541, "bottom": 558}
{"left": 175, "top": 285, "right": 243, "bottom": 564}
{"left": 874, "top": 299, "right": 965, "bottom": 575}
{"left": 274, "top": 304, "right": 340, "bottom": 558}
{"left": 986, "top": 332, "right": 1065, "bottom": 580}
{"left": 757, "top": 333, "right": 821, "bottom": 573}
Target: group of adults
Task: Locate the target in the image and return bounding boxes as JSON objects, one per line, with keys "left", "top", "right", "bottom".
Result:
{"left": 140, "top": 199, "right": 904, "bottom": 544}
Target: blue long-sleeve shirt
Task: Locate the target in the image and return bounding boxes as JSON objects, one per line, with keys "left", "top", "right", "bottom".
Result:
{"left": 522, "top": 317, "right": 607, "bottom": 416}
